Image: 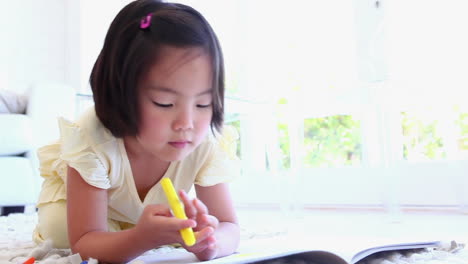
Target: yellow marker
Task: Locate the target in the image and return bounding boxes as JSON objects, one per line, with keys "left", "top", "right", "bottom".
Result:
{"left": 161, "top": 177, "right": 196, "bottom": 246}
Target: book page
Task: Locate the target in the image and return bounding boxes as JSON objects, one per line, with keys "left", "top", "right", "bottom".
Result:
{"left": 131, "top": 247, "right": 348, "bottom": 264}
{"left": 129, "top": 235, "right": 348, "bottom": 264}
{"left": 129, "top": 234, "right": 443, "bottom": 264}
{"left": 351, "top": 241, "right": 442, "bottom": 263}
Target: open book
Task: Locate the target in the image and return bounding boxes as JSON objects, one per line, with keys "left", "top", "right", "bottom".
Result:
{"left": 131, "top": 238, "right": 446, "bottom": 264}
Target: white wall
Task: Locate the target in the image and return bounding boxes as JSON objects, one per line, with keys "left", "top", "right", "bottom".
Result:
{"left": 75, "top": 0, "right": 134, "bottom": 94}
{"left": 0, "top": 0, "right": 68, "bottom": 93}
{"left": 0, "top": 0, "right": 131, "bottom": 94}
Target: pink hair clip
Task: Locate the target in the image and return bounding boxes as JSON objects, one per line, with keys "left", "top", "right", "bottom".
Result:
{"left": 140, "top": 14, "right": 152, "bottom": 29}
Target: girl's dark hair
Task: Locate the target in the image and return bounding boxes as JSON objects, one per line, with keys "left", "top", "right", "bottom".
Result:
{"left": 90, "top": 0, "right": 225, "bottom": 137}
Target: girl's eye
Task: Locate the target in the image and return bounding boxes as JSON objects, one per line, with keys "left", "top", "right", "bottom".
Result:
{"left": 153, "top": 102, "right": 173, "bottom": 108}
{"left": 197, "top": 104, "right": 212, "bottom": 108}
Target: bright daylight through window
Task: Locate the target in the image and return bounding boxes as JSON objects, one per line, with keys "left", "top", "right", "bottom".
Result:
{"left": 79, "top": 0, "right": 468, "bottom": 211}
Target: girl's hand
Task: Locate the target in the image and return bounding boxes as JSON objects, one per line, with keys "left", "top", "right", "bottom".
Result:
{"left": 179, "top": 190, "right": 220, "bottom": 260}
{"left": 134, "top": 204, "right": 196, "bottom": 248}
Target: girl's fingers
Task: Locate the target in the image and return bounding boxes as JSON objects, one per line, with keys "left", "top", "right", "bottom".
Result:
{"left": 200, "top": 214, "right": 219, "bottom": 229}
{"left": 149, "top": 212, "right": 196, "bottom": 231}
{"left": 144, "top": 204, "right": 196, "bottom": 227}
{"left": 144, "top": 204, "right": 172, "bottom": 217}
{"left": 177, "top": 191, "right": 218, "bottom": 231}
{"left": 187, "top": 231, "right": 216, "bottom": 254}
{"left": 176, "top": 218, "right": 197, "bottom": 230}
{"left": 194, "top": 226, "right": 215, "bottom": 243}
{"left": 179, "top": 190, "right": 197, "bottom": 219}
{"left": 193, "top": 198, "right": 208, "bottom": 215}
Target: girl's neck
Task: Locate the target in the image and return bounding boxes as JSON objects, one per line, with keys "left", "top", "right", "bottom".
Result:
{"left": 123, "top": 135, "right": 169, "bottom": 167}
{"left": 123, "top": 136, "right": 170, "bottom": 202}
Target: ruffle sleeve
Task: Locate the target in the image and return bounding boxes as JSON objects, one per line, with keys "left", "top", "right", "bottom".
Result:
{"left": 36, "top": 141, "right": 68, "bottom": 205}
{"left": 57, "top": 117, "right": 111, "bottom": 189}
{"left": 195, "top": 126, "right": 241, "bottom": 186}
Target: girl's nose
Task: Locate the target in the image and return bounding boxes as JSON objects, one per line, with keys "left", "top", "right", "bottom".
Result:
{"left": 173, "top": 109, "right": 194, "bottom": 131}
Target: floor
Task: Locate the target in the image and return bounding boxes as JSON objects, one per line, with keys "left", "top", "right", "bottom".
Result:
{"left": 236, "top": 207, "right": 468, "bottom": 251}
{"left": 1, "top": 207, "right": 467, "bottom": 263}
{"left": 3, "top": 205, "right": 468, "bottom": 243}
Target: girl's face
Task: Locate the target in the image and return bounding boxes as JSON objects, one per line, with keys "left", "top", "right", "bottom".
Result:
{"left": 134, "top": 46, "right": 214, "bottom": 162}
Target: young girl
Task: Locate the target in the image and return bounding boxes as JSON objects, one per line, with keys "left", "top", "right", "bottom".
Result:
{"left": 32, "top": 0, "right": 240, "bottom": 262}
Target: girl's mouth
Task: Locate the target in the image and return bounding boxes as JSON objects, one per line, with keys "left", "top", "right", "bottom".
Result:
{"left": 169, "top": 141, "right": 190, "bottom": 149}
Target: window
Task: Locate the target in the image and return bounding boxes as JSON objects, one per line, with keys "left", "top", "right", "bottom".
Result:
{"left": 73, "top": 0, "right": 468, "bottom": 211}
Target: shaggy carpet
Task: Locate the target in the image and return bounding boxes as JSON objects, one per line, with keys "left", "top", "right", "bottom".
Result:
{"left": 1, "top": 213, "right": 467, "bottom": 264}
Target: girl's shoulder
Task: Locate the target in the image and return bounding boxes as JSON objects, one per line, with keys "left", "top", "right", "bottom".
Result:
{"left": 209, "top": 125, "right": 239, "bottom": 158}
{"left": 189, "top": 125, "right": 241, "bottom": 186}
{"left": 68, "top": 107, "right": 117, "bottom": 146}
{"left": 191, "top": 125, "right": 239, "bottom": 161}
{"left": 48, "top": 107, "right": 117, "bottom": 189}
{"left": 54, "top": 107, "right": 120, "bottom": 165}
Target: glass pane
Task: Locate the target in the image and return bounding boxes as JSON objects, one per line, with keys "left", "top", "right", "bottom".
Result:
{"left": 303, "top": 115, "right": 362, "bottom": 168}
{"left": 386, "top": 1, "right": 468, "bottom": 104}
{"left": 275, "top": 98, "right": 291, "bottom": 170}
{"left": 458, "top": 113, "right": 468, "bottom": 149}
{"left": 401, "top": 111, "right": 445, "bottom": 161}
{"left": 456, "top": 109, "right": 468, "bottom": 158}
{"left": 277, "top": 122, "right": 291, "bottom": 170}
{"left": 401, "top": 106, "right": 468, "bottom": 161}
{"left": 224, "top": 117, "right": 241, "bottom": 160}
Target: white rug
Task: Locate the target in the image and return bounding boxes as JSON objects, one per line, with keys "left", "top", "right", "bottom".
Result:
{"left": 1, "top": 213, "right": 468, "bottom": 264}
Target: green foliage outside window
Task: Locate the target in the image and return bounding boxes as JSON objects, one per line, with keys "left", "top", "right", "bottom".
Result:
{"left": 228, "top": 103, "right": 468, "bottom": 168}
{"left": 456, "top": 112, "right": 468, "bottom": 151}
{"left": 401, "top": 108, "right": 468, "bottom": 160}
{"left": 275, "top": 98, "right": 292, "bottom": 169}
{"left": 226, "top": 119, "right": 241, "bottom": 159}
{"left": 303, "top": 115, "right": 362, "bottom": 168}
{"left": 277, "top": 122, "right": 291, "bottom": 169}
{"left": 401, "top": 112, "right": 445, "bottom": 160}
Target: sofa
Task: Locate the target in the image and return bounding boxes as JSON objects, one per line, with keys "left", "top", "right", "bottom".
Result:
{"left": 0, "top": 82, "right": 75, "bottom": 212}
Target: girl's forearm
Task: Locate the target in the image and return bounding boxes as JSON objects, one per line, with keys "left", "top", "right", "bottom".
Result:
{"left": 214, "top": 221, "right": 241, "bottom": 258}
{"left": 71, "top": 222, "right": 240, "bottom": 263}
{"left": 71, "top": 228, "right": 152, "bottom": 263}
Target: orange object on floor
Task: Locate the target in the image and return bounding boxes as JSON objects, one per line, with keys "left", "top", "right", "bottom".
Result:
{"left": 23, "top": 257, "right": 35, "bottom": 264}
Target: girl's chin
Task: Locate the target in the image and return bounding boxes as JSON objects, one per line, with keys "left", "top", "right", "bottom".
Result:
{"left": 161, "top": 151, "right": 191, "bottom": 162}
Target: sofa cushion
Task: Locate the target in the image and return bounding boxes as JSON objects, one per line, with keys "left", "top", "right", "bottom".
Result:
{"left": 0, "top": 114, "right": 34, "bottom": 156}
{"left": 0, "top": 157, "right": 37, "bottom": 206}
{"left": 0, "top": 89, "right": 28, "bottom": 114}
